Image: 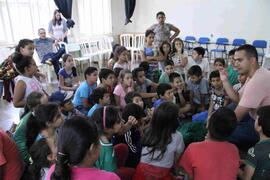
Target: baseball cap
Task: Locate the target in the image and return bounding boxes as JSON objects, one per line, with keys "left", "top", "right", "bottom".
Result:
{"left": 49, "top": 91, "right": 73, "bottom": 105}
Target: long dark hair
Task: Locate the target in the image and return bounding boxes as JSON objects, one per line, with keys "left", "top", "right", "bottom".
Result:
{"left": 171, "top": 38, "right": 184, "bottom": 54}
{"left": 24, "top": 138, "right": 52, "bottom": 180}
{"left": 91, "top": 106, "right": 121, "bottom": 135}
{"left": 15, "top": 39, "right": 34, "bottom": 53}
{"left": 12, "top": 53, "right": 33, "bottom": 74}
{"left": 50, "top": 116, "right": 99, "bottom": 180}
{"left": 21, "top": 91, "right": 45, "bottom": 118}
{"left": 52, "top": 9, "right": 62, "bottom": 26}
{"left": 141, "top": 102, "right": 179, "bottom": 160}
{"left": 109, "top": 44, "right": 120, "bottom": 60}
{"left": 159, "top": 41, "right": 172, "bottom": 59}
{"left": 25, "top": 103, "right": 60, "bottom": 150}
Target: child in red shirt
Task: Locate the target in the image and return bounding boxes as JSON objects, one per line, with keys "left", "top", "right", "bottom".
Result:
{"left": 0, "top": 130, "right": 24, "bottom": 180}
{"left": 179, "top": 107, "right": 240, "bottom": 180}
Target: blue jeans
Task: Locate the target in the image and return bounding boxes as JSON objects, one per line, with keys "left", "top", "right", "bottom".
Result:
{"left": 0, "top": 81, "right": 3, "bottom": 98}
{"left": 227, "top": 103, "right": 259, "bottom": 150}
{"left": 41, "top": 47, "right": 66, "bottom": 77}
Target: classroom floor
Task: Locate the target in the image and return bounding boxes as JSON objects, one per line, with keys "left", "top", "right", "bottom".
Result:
{"left": 0, "top": 80, "right": 59, "bottom": 131}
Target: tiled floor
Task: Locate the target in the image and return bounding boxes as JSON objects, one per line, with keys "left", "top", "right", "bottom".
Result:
{"left": 0, "top": 99, "right": 20, "bottom": 131}
{"left": 0, "top": 80, "right": 59, "bottom": 131}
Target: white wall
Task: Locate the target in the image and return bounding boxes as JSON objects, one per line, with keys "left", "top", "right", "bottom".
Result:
{"left": 111, "top": 0, "right": 270, "bottom": 43}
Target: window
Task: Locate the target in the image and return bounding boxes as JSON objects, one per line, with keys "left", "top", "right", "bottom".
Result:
{"left": 77, "top": 0, "right": 112, "bottom": 36}
{"left": 0, "top": 0, "right": 56, "bottom": 44}
{"left": 0, "top": 0, "right": 112, "bottom": 45}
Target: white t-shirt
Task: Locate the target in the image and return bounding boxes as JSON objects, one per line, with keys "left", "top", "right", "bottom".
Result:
{"left": 113, "top": 62, "right": 130, "bottom": 71}
{"left": 140, "top": 131, "right": 185, "bottom": 168}
{"left": 15, "top": 75, "right": 44, "bottom": 101}
{"left": 171, "top": 53, "right": 188, "bottom": 75}
{"left": 186, "top": 58, "right": 210, "bottom": 78}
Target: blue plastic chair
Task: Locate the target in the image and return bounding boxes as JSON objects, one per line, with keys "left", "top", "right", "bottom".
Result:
{"left": 184, "top": 36, "right": 196, "bottom": 55}
{"left": 232, "top": 38, "right": 246, "bottom": 48}
{"left": 198, "top": 37, "right": 210, "bottom": 58}
{"left": 210, "top": 38, "right": 229, "bottom": 60}
{"left": 253, "top": 40, "right": 267, "bottom": 65}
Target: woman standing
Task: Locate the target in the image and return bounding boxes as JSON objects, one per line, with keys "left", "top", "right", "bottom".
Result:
{"left": 48, "top": 10, "right": 68, "bottom": 43}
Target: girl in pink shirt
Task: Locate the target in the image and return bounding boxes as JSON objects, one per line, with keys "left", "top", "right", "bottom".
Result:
{"left": 47, "top": 116, "right": 120, "bottom": 180}
{"left": 113, "top": 70, "right": 133, "bottom": 109}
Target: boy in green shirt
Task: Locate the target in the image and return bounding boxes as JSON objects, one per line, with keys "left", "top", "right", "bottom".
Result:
{"left": 238, "top": 106, "right": 270, "bottom": 179}
{"left": 159, "top": 60, "right": 174, "bottom": 84}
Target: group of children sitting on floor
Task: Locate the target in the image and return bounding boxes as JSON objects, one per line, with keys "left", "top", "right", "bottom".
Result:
{"left": 0, "top": 34, "right": 269, "bottom": 180}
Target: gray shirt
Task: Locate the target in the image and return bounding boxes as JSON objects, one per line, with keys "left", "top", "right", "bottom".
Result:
{"left": 134, "top": 78, "right": 152, "bottom": 93}
{"left": 33, "top": 38, "right": 54, "bottom": 60}
{"left": 148, "top": 23, "right": 173, "bottom": 48}
{"left": 187, "top": 78, "right": 209, "bottom": 105}
{"left": 140, "top": 131, "right": 185, "bottom": 168}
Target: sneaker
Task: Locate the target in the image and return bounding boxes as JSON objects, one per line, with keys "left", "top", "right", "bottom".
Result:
{"left": 45, "top": 59, "right": 53, "bottom": 66}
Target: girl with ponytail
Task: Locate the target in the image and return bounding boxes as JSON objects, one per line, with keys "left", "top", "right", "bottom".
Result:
{"left": 25, "top": 103, "right": 63, "bottom": 158}
{"left": 48, "top": 116, "right": 120, "bottom": 180}
{"left": 13, "top": 91, "right": 48, "bottom": 164}
{"left": 13, "top": 53, "right": 45, "bottom": 108}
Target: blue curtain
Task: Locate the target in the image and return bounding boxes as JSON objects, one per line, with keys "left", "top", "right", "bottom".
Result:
{"left": 125, "top": 0, "right": 136, "bottom": 25}
{"left": 54, "top": 0, "right": 75, "bottom": 29}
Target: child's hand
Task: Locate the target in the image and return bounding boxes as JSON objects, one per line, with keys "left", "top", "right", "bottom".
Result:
{"left": 126, "top": 116, "right": 138, "bottom": 127}
{"left": 73, "top": 83, "right": 80, "bottom": 90}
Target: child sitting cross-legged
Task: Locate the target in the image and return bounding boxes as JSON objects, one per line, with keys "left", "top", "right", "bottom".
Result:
{"left": 87, "top": 87, "right": 111, "bottom": 118}
{"left": 153, "top": 83, "right": 174, "bottom": 108}
{"left": 208, "top": 70, "right": 229, "bottom": 116}
{"left": 158, "top": 60, "right": 174, "bottom": 84}
{"left": 49, "top": 90, "right": 83, "bottom": 121}
{"left": 179, "top": 107, "right": 240, "bottom": 180}
{"left": 113, "top": 46, "right": 130, "bottom": 71}
{"left": 169, "top": 72, "right": 191, "bottom": 116}
{"left": 238, "top": 106, "right": 270, "bottom": 180}
{"left": 132, "top": 67, "right": 157, "bottom": 107}
{"left": 91, "top": 106, "right": 137, "bottom": 180}
{"left": 22, "top": 138, "right": 53, "bottom": 180}
{"left": 72, "top": 67, "right": 98, "bottom": 114}
{"left": 125, "top": 91, "right": 144, "bottom": 109}
{"left": 125, "top": 92, "right": 153, "bottom": 125}
{"left": 113, "top": 103, "right": 146, "bottom": 169}
{"left": 47, "top": 116, "right": 120, "bottom": 180}
{"left": 187, "top": 65, "right": 209, "bottom": 113}
{"left": 98, "top": 68, "right": 116, "bottom": 94}
{"left": 58, "top": 54, "right": 79, "bottom": 91}
{"left": 113, "top": 70, "right": 133, "bottom": 110}
{"left": 187, "top": 47, "right": 210, "bottom": 78}
{"left": 133, "top": 102, "right": 185, "bottom": 180}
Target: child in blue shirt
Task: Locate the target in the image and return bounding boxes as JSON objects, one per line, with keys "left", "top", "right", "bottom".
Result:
{"left": 58, "top": 54, "right": 79, "bottom": 91}
{"left": 87, "top": 87, "right": 111, "bottom": 118}
{"left": 153, "top": 83, "right": 174, "bottom": 108}
{"left": 72, "top": 67, "right": 98, "bottom": 114}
